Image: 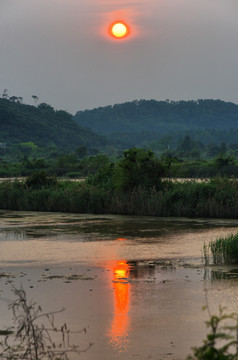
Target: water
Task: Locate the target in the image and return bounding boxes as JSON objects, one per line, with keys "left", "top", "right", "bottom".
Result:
{"left": 1, "top": 211, "right": 238, "bottom": 359}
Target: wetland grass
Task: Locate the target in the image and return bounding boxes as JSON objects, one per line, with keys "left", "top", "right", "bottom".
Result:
{"left": 1, "top": 175, "right": 238, "bottom": 218}
{"left": 204, "top": 233, "right": 238, "bottom": 265}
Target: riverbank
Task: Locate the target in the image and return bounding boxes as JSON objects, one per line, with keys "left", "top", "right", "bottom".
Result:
{"left": 0, "top": 176, "right": 238, "bottom": 218}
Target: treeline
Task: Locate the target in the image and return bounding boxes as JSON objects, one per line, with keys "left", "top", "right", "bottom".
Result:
{"left": 75, "top": 99, "right": 238, "bottom": 134}
{"left": 1, "top": 147, "right": 238, "bottom": 179}
{"left": 152, "top": 133, "right": 238, "bottom": 158}
{"left": 0, "top": 151, "right": 110, "bottom": 178}
{"left": 1, "top": 149, "right": 238, "bottom": 219}
{"left": 0, "top": 97, "right": 110, "bottom": 152}
{"left": 74, "top": 99, "right": 238, "bottom": 149}
{"left": 2, "top": 96, "right": 238, "bottom": 166}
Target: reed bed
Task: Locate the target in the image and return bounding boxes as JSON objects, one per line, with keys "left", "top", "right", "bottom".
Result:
{"left": 204, "top": 233, "right": 238, "bottom": 265}
{"left": 1, "top": 177, "right": 238, "bottom": 219}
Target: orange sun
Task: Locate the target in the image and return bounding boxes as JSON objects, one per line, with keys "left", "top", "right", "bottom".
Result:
{"left": 109, "top": 21, "right": 130, "bottom": 39}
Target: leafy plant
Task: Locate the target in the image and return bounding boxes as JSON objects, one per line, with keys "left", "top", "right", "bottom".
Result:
{"left": 0, "top": 287, "right": 93, "bottom": 360}
{"left": 188, "top": 306, "right": 238, "bottom": 360}
{"left": 113, "top": 148, "right": 165, "bottom": 191}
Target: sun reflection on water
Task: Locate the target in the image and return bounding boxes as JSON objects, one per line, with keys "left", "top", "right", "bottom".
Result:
{"left": 107, "top": 260, "right": 131, "bottom": 352}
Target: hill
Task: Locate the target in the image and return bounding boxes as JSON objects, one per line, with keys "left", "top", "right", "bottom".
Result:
{"left": 74, "top": 99, "right": 238, "bottom": 147}
{"left": 0, "top": 98, "right": 108, "bottom": 151}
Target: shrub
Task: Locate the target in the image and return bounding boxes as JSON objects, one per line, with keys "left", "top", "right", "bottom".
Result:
{"left": 113, "top": 148, "right": 165, "bottom": 191}
{"left": 188, "top": 307, "right": 238, "bottom": 360}
{"left": 25, "top": 171, "right": 57, "bottom": 189}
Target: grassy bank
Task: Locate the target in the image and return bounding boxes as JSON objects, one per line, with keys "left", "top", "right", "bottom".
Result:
{"left": 203, "top": 232, "right": 238, "bottom": 264}
{"left": 1, "top": 176, "right": 238, "bottom": 218}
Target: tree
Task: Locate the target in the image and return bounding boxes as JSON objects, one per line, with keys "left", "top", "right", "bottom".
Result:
{"left": 220, "top": 142, "right": 227, "bottom": 154}
{"left": 215, "top": 154, "right": 235, "bottom": 168}
{"left": 114, "top": 148, "right": 165, "bottom": 191}
{"left": 2, "top": 89, "right": 8, "bottom": 99}
{"left": 9, "top": 96, "right": 19, "bottom": 102}
{"left": 38, "top": 103, "right": 55, "bottom": 112}
{"left": 25, "top": 171, "right": 57, "bottom": 189}
{"left": 32, "top": 95, "right": 39, "bottom": 107}
{"left": 75, "top": 145, "right": 88, "bottom": 159}
{"left": 207, "top": 143, "right": 219, "bottom": 157}
{"left": 178, "top": 135, "right": 193, "bottom": 153}
{"left": 18, "top": 142, "right": 38, "bottom": 157}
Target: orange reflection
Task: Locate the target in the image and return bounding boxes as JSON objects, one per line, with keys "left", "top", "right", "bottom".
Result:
{"left": 107, "top": 260, "right": 131, "bottom": 351}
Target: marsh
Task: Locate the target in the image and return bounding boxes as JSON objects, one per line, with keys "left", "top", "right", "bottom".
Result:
{"left": 1, "top": 211, "right": 238, "bottom": 359}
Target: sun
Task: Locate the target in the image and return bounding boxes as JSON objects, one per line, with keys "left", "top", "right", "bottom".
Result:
{"left": 109, "top": 21, "right": 130, "bottom": 39}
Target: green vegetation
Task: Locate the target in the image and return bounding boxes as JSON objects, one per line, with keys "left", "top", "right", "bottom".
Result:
{"left": 25, "top": 171, "right": 57, "bottom": 189}
{"left": 2, "top": 94, "right": 238, "bottom": 219}
{"left": 188, "top": 307, "right": 238, "bottom": 360}
{"left": 2, "top": 151, "right": 238, "bottom": 218}
{"left": 4, "top": 96, "right": 238, "bottom": 359}
{"left": 204, "top": 233, "right": 238, "bottom": 265}
{"left": 0, "top": 97, "right": 110, "bottom": 154}
{"left": 164, "top": 154, "right": 238, "bottom": 178}
{"left": 89, "top": 148, "right": 165, "bottom": 191}
{"left": 0, "top": 153, "right": 110, "bottom": 178}
{"left": 3, "top": 97, "right": 238, "bottom": 167}
{"left": 0, "top": 287, "right": 92, "bottom": 359}
{"left": 74, "top": 99, "right": 238, "bottom": 150}
{"left": 75, "top": 99, "right": 238, "bottom": 135}
{"left": 3, "top": 96, "right": 238, "bottom": 179}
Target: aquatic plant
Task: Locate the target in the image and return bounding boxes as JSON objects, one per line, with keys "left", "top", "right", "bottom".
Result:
{"left": 204, "top": 233, "right": 238, "bottom": 265}
{"left": 187, "top": 306, "right": 238, "bottom": 360}
{"left": 0, "top": 286, "right": 93, "bottom": 360}
{"left": 203, "top": 242, "right": 210, "bottom": 265}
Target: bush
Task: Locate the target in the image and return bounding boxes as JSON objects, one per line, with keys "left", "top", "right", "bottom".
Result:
{"left": 188, "top": 307, "right": 238, "bottom": 360}
{"left": 25, "top": 171, "right": 57, "bottom": 189}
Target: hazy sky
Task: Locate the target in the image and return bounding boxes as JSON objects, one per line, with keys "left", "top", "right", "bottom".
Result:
{"left": 1, "top": 0, "right": 238, "bottom": 113}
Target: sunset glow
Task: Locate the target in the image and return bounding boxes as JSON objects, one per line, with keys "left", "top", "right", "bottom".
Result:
{"left": 107, "top": 260, "right": 131, "bottom": 351}
{"left": 109, "top": 21, "right": 130, "bottom": 39}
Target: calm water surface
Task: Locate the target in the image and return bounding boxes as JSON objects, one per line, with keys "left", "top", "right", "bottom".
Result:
{"left": 1, "top": 211, "right": 238, "bottom": 360}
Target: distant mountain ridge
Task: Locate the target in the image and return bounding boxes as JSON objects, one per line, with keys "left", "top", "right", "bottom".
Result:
{"left": 0, "top": 98, "right": 108, "bottom": 151}
{"left": 74, "top": 99, "right": 238, "bottom": 135}
{"left": 2, "top": 97, "right": 238, "bottom": 153}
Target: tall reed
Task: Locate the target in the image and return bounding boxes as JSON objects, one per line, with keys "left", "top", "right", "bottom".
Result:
{"left": 206, "top": 233, "right": 238, "bottom": 264}
{"left": 1, "top": 177, "right": 238, "bottom": 219}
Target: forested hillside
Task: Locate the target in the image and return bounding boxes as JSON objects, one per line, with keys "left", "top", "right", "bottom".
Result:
{"left": 75, "top": 99, "right": 238, "bottom": 133}
{"left": 74, "top": 99, "right": 238, "bottom": 148}
{"left": 2, "top": 96, "right": 238, "bottom": 176}
{"left": 0, "top": 98, "right": 108, "bottom": 151}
